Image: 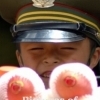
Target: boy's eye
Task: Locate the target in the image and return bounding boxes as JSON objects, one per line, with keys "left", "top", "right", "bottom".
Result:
{"left": 61, "top": 47, "right": 76, "bottom": 50}
{"left": 29, "top": 47, "right": 43, "bottom": 50}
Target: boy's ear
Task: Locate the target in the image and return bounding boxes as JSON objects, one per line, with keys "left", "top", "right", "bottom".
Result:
{"left": 90, "top": 47, "right": 100, "bottom": 69}
{"left": 16, "top": 50, "right": 23, "bottom": 66}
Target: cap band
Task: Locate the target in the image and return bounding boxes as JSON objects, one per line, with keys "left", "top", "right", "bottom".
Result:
{"left": 16, "top": 3, "right": 100, "bottom": 33}
{"left": 17, "top": 11, "right": 100, "bottom": 32}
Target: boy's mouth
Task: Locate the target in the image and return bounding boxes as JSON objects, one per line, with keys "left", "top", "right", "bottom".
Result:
{"left": 40, "top": 71, "right": 52, "bottom": 78}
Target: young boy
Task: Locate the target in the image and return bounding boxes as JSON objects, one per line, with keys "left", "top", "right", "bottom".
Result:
{"left": 0, "top": 0, "right": 100, "bottom": 88}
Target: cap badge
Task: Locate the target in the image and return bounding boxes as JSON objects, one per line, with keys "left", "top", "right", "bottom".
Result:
{"left": 32, "top": 0, "right": 55, "bottom": 8}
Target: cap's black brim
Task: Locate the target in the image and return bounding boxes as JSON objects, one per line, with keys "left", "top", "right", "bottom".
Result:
{"left": 13, "top": 29, "right": 85, "bottom": 43}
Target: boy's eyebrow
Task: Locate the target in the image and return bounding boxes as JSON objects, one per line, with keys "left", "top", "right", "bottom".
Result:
{"left": 21, "top": 43, "right": 43, "bottom": 46}
{"left": 61, "top": 41, "right": 82, "bottom": 47}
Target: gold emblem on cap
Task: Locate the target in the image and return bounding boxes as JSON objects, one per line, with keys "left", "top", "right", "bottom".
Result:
{"left": 32, "top": 0, "right": 55, "bottom": 8}
{"left": 97, "top": 32, "right": 100, "bottom": 38}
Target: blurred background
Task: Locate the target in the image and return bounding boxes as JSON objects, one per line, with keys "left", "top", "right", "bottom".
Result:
{"left": 0, "top": 16, "right": 18, "bottom": 66}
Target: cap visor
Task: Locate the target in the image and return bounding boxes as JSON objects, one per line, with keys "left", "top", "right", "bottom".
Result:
{"left": 14, "top": 29, "right": 85, "bottom": 43}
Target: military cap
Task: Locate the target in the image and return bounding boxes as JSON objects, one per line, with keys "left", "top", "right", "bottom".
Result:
{"left": 0, "top": 0, "right": 100, "bottom": 46}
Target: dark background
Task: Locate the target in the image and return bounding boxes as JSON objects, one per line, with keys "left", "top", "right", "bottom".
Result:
{"left": 0, "top": 16, "right": 18, "bottom": 66}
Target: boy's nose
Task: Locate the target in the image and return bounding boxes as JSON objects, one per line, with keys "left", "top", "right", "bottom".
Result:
{"left": 43, "top": 57, "right": 60, "bottom": 64}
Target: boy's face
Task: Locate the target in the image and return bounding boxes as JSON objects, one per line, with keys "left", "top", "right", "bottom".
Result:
{"left": 16, "top": 38, "right": 100, "bottom": 88}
